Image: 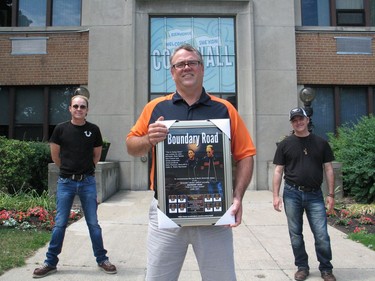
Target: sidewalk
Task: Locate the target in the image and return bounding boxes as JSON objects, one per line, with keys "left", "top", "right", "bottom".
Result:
{"left": 1, "top": 190, "right": 375, "bottom": 281}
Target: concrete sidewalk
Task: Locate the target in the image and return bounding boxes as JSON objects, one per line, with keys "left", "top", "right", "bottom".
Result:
{"left": 1, "top": 190, "right": 375, "bottom": 281}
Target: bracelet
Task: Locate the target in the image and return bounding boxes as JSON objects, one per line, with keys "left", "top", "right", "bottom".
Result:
{"left": 327, "top": 193, "right": 335, "bottom": 198}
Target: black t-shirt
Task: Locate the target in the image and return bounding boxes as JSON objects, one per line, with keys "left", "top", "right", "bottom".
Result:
{"left": 50, "top": 121, "right": 103, "bottom": 176}
{"left": 273, "top": 134, "right": 334, "bottom": 189}
{"left": 200, "top": 155, "right": 223, "bottom": 181}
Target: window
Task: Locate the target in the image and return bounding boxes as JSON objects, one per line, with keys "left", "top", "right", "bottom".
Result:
{"left": 18, "top": 0, "right": 47, "bottom": 27}
{"left": 302, "top": 0, "right": 331, "bottom": 26}
{"left": 310, "top": 86, "right": 374, "bottom": 139}
{"left": 52, "top": 0, "right": 81, "bottom": 26}
{"left": 49, "top": 87, "right": 74, "bottom": 125}
{"left": 1, "top": 0, "right": 81, "bottom": 27}
{"left": 0, "top": 86, "right": 77, "bottom": 141}
{"left": 0, "top": 0, "right": 12, "bottom": 26}
{"left": 339, "top": 87, "right": 367, "bottom": 125}
{"left": 336, "top": 10, "right": 365, "bottom": 26}
{"left": 149, "top": 17, "right": 237, "bottom": 107}
{"left": 336, "top": 0, "right": 365, "bottom": 26}
{"left": 0, "top": 87, "right": 10, "bottom": 137}
{"left": 372, "top": 0, "right": 375, "bottom": 25}
{"left": 301, "top": 0, "right": 375, "bottom": 27}
{"left": 310, "top": 88, "right": 335, "bottom": 139}
{"left": 15, "top": 87, "right": 44, "bottom": 140}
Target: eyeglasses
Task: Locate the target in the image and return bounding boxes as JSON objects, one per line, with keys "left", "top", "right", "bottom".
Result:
{"left": 172, "top": 60, "right": 201, "bottom": 70}
{"left": 72, "top": 104, "right": 87, "bottom": 110}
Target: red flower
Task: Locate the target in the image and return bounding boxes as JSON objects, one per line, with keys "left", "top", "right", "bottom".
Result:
{"left": 353, "top": 226, "right": 366, "bottom": 233}
{"left": 359, "top": 216, "right": 374, "bottom": 225}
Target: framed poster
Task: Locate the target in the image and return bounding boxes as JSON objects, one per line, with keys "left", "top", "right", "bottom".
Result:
{"left": 156, "top": 119, "right": 232, "bottom": 226}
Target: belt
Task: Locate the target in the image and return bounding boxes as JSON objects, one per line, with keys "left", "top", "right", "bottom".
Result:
{"left": 285, "top": 181, "right": 319, "bottom": 192}
{"left": 61, "top": 174, "right": 91, "bottom": 181}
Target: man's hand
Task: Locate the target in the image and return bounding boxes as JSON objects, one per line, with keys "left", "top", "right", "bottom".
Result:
{"left": 126, "top": 116, "right": 168, "bottom": 156}
{"left": 230, "top": 197, "right": 243, "bottom": 227}
{"left": 148, "top": 116, "right": 168, "bottom": 146}
{"left": 273, "top": 196, "right": 283, "bottom": 212}
{"left": 325, "top": 196, "right": 335, "bottom": 214}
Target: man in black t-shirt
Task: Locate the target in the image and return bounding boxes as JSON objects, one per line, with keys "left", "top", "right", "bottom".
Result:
{"left": 185, "top": 149, "right": 199, "bottom": 178}
{"left": 200, "top": 145, "right": 224, "bottom": 194}
{"left": 33, "top": 91, "right": 116, "bottom": 278}
{"left": 272, "top": 107, "right": 336, "bottom": 281}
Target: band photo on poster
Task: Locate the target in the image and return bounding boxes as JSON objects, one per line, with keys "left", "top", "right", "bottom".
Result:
{"left": 157, "top": 119, "right": 232, "bottom": 226}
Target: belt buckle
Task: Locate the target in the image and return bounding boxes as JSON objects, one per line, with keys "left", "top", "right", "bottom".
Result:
{"left": 298, "top": 186, "right": 305, "bottom": 192}
{"left": 72, "top": 174, "right": 84, "bottom": 181}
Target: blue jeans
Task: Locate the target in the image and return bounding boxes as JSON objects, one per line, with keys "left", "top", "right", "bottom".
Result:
{"left": 283, "top": 183, "right": 333, "bottom": 272}
{"left": 45, "top": 176, "right": 108, "bottom": 267}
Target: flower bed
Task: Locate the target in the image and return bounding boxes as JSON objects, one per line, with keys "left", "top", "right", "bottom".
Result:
{"left": 327, "top": 200, "right": 375, "bottom": 235}
{"left": 0, "top": 207, "right": 82, "bottom": 231}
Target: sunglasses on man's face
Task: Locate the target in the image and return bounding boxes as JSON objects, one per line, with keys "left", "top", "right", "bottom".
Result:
{"left": 72, "top": 104, "right": 87, "bottom": 110}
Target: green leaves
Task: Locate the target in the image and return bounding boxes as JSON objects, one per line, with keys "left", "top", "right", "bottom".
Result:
{"left": 329, "top": 115, "right": 375, "bottom": 203}
{"left": 0, "top": 137, "right": 51, "bottom": 195}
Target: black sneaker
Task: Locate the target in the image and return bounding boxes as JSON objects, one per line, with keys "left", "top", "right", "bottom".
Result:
{"left": 98, "top": 260, "right": 117, "bottom": 274}
{"left": 33, "top": 263, "right": 57, "bottom": 278}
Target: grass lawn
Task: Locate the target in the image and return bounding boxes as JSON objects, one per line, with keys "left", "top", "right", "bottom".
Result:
{"left": 0, "top": 190, "right": 82, "bottom": 276}
{"left": 348, "top": 232, "right": 375, "bottom": 250}
{"left": 0, "top": 228, "right": 51, "bottom": 275}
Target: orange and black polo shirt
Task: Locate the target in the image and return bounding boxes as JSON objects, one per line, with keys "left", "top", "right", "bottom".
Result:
{"left": 127, "top": 88, "right": 256, "bottom": 192}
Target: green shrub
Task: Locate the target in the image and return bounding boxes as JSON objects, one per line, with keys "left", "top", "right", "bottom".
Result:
{"left": 27, "top": 141, "right": 52, "bottom": 195}
{"left": 0, "top": 137, "right": 33, "bottom": 194}
{"left": 0, "top": 137, "right": 51, "bottom": 195}
{"left": 328, "top": 115, "right": 375, "bottom": 203}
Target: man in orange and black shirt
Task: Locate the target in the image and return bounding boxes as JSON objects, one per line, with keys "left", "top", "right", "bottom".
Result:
{"left": 126, "top": 44, "right": 256, "bottom": 281}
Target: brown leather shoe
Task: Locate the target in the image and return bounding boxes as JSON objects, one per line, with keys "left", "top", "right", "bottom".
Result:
{"left": 294, "top": 268, "right": 309, "bottom": 281}
{"left": 33, "top": 263, "right": 57, "bottom": 278}
{"left": 98, "top": 260, "right": 117, "bottom": 274}
{"left": 321, "top": 271, "right": 336, "bottom": 281}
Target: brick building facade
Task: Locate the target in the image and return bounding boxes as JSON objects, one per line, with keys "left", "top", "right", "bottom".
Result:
{"left": 0, "top": 31, "right": 88, "bottom": 85}
{"left": 296, "top": 32, "right": 375, "bottom": 85}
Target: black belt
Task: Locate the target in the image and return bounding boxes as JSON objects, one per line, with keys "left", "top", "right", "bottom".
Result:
{"left": 61, "top": 174, "right": 92, "bottom": 181}
{"left": 285, "top": 181, "right": 319, "bottom": 192}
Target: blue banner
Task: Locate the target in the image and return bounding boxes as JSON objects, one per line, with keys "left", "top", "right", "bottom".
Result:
{"left": 150, "top": 17, "right": 236, "bottom": 93}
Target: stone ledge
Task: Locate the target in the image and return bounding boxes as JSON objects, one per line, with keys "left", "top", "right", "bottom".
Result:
{"left": 48, "top": 162, "right": 120, "bottom": 205}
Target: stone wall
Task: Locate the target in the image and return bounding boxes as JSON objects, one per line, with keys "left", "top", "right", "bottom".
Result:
{"left": 48, "top": 162, "right": 120, "bottom": 206}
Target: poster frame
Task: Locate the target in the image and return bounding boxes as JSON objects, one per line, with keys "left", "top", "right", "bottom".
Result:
{"left": 156, "top": 119, "right": 232, "bottom": 226}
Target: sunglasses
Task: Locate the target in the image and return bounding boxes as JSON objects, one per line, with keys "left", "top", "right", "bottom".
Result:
{"left": 72, "top": 104, "right": 87, "bottom": 109}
